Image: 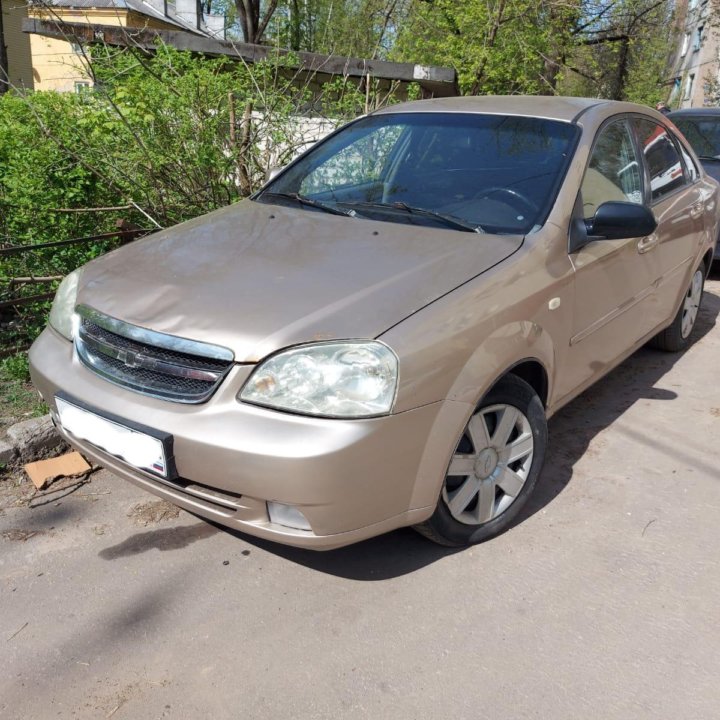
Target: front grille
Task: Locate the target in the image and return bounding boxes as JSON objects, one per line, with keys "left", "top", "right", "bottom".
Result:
{"left": 75, "top": 306, "right": 234, "bottom": 403}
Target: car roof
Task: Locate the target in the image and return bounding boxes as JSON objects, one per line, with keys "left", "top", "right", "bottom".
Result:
{"left": 668, "top": 108, "right": 720, "bottom": 117}
{"left": 371, "top": 95, "right": 620, "bottom": 124}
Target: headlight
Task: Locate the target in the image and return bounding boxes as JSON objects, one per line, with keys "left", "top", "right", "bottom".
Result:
{"left": 48, "top": 268, "right": 82, "bottom": 340}
{"left": 239, "top": 341, "right": 398, "bottom": 418}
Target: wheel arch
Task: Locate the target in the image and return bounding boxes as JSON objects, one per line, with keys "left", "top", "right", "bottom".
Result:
{"left": 499, "top": 359, "right": 549, "bottom": 408}
{"left": 444, "top": 320, "right": 556, "bottom": 410}
{"left": 408, "top": 323, "right": 555, "bottom": 511}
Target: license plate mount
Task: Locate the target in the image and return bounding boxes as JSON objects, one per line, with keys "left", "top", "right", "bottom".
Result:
{"left": 55, "top": 393, "right": 176, "bottom": 479}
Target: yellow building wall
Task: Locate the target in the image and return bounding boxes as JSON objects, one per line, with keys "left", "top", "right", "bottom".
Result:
{"left": 28, "top": 8, "right": 180, "bottom": 92}
{"left": 1, "top": 0, "right": 35, "bottom": 90}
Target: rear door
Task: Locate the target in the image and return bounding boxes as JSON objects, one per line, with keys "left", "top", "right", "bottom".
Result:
{"left": 631, "top": 117, "right": 706, "bottom": 322}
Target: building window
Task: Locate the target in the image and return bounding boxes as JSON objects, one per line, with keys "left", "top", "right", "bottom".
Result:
{"left": 70, "top": 42, "right": 83, "bottom": 55}
{"left": 681, "top": 32, "right": 690, "bottom": 57}
{"left": 74, "top": 81, "right": 91, "bottom": 94}
{"left": 669, "top": 76, "right": 681, "bottom": 105}
{"left": 694, "top": 26, "right": 703, "bottom": 52}
{"left": 684, "top": 73, "right": 695, "bottom": 100}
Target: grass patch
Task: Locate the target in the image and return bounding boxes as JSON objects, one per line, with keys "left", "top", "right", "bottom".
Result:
{"left": 0, "top": 354, "right": 47, "bottom": 426}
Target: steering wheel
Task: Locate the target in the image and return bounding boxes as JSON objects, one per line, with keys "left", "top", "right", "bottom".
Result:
{"left": 474, "top": 187, "right": 540, "bottom": 216}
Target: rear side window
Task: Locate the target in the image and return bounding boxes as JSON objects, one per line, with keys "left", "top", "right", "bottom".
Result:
{"left": 632, "top": 119, "right": 686, "bottom": 202}
{"left": 581, "top": 120, "right": 642, "bottom": 220}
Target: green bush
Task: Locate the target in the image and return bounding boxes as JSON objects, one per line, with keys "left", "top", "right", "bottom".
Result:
{"left": 1, "top": 353, "right": 30, "bottom": 382}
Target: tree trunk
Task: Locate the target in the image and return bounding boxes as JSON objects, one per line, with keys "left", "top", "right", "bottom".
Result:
{"left": 235, "top": 0, "right": 279, "bottom": 44}
{"left": 470, "top": 0, "right": 506, "bottom": 95}
{"left": 373, "top": 0, "right": 399, "bottom": 59}
{"left": 290, "top": 0, "right": 301, "bottom": 50}
{"left": 0, "top": 0, "right": 9, "bottom": 95}
{"left": 610, "top": 36, "right": 630, "bottom": 101}
{"left": 237, "top": 100, "right": 254, "bottom": 196}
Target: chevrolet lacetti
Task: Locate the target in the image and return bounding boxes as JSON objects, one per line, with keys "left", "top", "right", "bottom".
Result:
{"left": 29, "top": 96, "right": 718, "bottom": 549}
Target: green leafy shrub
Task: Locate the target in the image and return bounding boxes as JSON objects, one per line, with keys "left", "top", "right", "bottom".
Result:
{"left": 1, "top": 353, "right": 30, "bottom": 382}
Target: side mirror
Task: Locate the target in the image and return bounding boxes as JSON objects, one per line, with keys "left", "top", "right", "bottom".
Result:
{"left": 267, "top": 166, "right": 284, "bottom": 182}
{"left": 587, "top": 201, "right": 657, "bottom": 240}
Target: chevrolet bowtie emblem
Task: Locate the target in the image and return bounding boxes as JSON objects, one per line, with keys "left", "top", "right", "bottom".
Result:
{"left": 118, "top": 349, "right": 140, "bottom": 368}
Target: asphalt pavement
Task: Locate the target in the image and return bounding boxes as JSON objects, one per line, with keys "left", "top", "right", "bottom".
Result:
{"left": 2, "top": 275, "right": 720, "bottom": 720}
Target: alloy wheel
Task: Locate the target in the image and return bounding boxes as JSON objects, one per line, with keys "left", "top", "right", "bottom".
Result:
{"left": 681, "top": 269, "right": 703, "bottom": 339}
{"left": 442, "top": 403, "right": 534, "bottom": 526}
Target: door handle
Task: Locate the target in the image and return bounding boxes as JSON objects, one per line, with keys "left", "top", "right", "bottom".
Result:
{"left": 690, "top": 202, "right": 704, "bottom": 219}
{"left": 637, "top": 234, "right": 658, "bottom": 254}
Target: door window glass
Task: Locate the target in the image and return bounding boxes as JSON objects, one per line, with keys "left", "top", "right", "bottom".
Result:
{"left": 633, "top": 119, "right": 686, "bottom": 201}
{"left": 581, "top": 121, "right": 642, "bottom": 219}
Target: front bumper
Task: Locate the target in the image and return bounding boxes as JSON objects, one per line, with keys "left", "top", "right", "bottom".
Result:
{"left": 30, "top": 328, "right": 465, "bottom": 549}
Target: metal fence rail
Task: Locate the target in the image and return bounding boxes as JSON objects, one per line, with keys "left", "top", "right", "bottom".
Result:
{"left": 0, "top": 228, "right": 148, "bottom": 257}
{"left": 1, "top": 226, "right": 152, "bottom": 356}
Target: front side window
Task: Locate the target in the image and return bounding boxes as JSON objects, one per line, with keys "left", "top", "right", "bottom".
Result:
{"left": 633, "top": 119, "right": 686, "bottom": 201}
{"left": 581, "top": 120, "right": 642, "bottom": 219}
{"left": 259, "top": 113, "right": 579, "bottom": 234}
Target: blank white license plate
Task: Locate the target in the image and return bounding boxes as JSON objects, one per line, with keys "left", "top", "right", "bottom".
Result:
{"left": 55, "top": 397, "right": 168, "bottom": 476}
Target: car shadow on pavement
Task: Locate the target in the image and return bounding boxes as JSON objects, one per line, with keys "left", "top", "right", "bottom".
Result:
{"left": 218, "top": 278, "right": 720, "bottom": 580}
{"left": 223, "top": 525, "right": 461, "bottom": 580}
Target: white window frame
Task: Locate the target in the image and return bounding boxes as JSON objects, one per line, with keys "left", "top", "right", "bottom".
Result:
{"left": 684, "top": 73, "right": 695, "bottom": 100}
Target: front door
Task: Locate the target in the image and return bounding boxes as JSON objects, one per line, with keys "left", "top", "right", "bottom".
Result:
{"left": 560, "top": 118, "right": 662, "bottom": 397}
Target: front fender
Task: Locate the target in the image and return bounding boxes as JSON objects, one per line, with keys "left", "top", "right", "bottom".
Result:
{"left": 402, "top": 323, "right": 555, "bottom": 512}
{"left": 444, "top": 321, "right": 555, "bottom": 407}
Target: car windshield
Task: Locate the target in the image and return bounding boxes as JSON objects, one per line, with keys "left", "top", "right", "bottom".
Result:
{"left": 672, "top": 116, "right": 720, "bottom": 159}
{"left": 257, "top": 112, "right": 578, "bottom": 234}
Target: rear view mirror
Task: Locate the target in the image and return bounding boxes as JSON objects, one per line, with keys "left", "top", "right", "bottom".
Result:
{"left": 587, "top": 201, "right": 657, "bottom": 240}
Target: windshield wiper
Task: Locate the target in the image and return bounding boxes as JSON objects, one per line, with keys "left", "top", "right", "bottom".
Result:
{"left": 341, "top": 201, "right": 485, "bottom": 233}
{"left": 261, "top": 192, "right": 357, "bottom": 217}
{"left": 697, "top": 154, "right": 720, "bottom": 161}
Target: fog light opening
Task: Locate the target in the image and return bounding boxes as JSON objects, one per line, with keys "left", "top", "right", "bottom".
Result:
{"left": 267, "top": 502, "right": 312, "bottom": 531}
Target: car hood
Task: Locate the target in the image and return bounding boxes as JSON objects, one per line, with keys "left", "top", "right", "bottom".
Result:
{"left": 77, "top": 200, "right": 523, "bottom": 362}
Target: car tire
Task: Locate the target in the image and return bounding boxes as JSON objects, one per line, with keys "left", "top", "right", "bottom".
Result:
{"left": 414, "top": 374, "right": 547, "bottom": 547}
{"left": 650, "top": 263, "right": 705, "bottom": 352}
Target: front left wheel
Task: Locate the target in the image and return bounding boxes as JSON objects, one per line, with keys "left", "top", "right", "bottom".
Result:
{"left": 415, "top": 374, "right": 547, "bottom": 547}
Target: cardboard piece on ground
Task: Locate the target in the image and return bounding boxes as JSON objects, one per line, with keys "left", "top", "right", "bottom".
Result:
{"left": 24, "top": 452, "right": 92, "bottom": 490}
